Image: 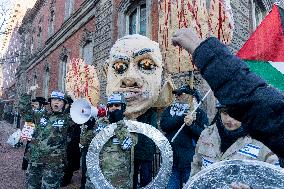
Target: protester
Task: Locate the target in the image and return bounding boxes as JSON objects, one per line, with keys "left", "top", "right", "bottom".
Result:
{"left": 132, "top": 107, "right": 157, "bottom": 188}
{"left": 190, "top": 102, "right": 279, "bottom": 177}
{"left": 21, "top": 96, "right": 48, "bottom": 169}
{"left": 85, "top": 93, "right": 134, "bottom": 188}
{"left": 26, "top": 90, "right": 75, "bottom": 188}
{"left": 61, "top": 96, "right": 81, "bottom": 187}
{"left": 160, "top": 85, "right": 208, "bottom": 188}
{"left": 171, "top": 28, "right": 284, "bottom": 160}
{"left": 18, "top": 85, "right": 48, "bottom": 171}
{"left": 80, "top": 105, "right": 106, "bottom": 189}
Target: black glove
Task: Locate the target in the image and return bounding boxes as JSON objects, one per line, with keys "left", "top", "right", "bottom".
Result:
{"left": 108, "top": 109, "right": 124, "bottom": 123}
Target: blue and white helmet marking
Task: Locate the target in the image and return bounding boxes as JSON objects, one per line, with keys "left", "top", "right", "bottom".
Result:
{"left": 50, "top": 91, "right": 65, "bottom": 101}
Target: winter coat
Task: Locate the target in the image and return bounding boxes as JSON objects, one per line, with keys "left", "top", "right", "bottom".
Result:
{"left": 134, "top": 108, "right": 158, "bottom": 161}
{"left": 192, "top": 37, "right": 284, "bottom": 159}
{"left": 160, "top": 103, "right": 208, "bottom": 170}
{"left": 191, "top": 124, "right": 279, "bottom": 177}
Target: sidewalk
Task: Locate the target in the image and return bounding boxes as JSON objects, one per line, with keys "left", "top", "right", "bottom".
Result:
{"left": 0, "top": 120, "right": 26, "bottom": 189}
{"left": 0, "top": 121, "right": 81, "bottom": 189}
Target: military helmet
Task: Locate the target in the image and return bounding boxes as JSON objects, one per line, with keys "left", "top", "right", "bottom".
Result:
{"left": 107, "top": 93, "right": 127, "bottom": 106}
{"left": 48, "top": 90, "right": 67, "bottom": 103}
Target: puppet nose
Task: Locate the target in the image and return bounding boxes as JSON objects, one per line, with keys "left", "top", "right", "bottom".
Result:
{"left": 120, "top": 78, "right": 142, "bottom": 88}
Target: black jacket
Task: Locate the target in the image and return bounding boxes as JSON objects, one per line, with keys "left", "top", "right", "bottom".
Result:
{"left": 134, "top": 108, "right": 158, "bottom": 161}
{"left": 66, "top": 123, "right": 81, "bottom": 172}
{"left": 193, "top": 37, "right": 284, "bottom": 158}
{"left": 160, "top": 104, "right": 208, "bottom": 170}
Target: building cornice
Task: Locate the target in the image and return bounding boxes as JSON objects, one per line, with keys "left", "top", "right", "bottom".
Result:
{"left": 25, "top": 0, "right": 99, "bottom": 72}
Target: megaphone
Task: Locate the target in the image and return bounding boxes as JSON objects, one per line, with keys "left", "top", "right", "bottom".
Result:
{"left": 70, "top": 98, "right": 98, "bottom": 124}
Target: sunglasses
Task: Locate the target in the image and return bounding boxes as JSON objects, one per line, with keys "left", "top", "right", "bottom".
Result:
{"left": 107, "top": 103, "right": 121, "bottom": 108}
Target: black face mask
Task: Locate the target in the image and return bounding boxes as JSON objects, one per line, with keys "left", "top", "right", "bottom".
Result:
{"left": 216, "top": 117, "right": 248, "bottom": 153}
{"left": 108, "top": 109, "right": 124, "bottom": 123}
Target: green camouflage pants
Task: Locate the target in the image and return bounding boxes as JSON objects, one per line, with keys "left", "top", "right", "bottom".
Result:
{"left": 27, "top": 164, "right": 64, "bottom": 189}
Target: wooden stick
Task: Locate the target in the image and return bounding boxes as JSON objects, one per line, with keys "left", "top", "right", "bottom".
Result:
{"left": 171, "top": 89, "right": 211, "bottom": 143}
{"left": 189, "top": 71, "right": 194, "bottom": 112}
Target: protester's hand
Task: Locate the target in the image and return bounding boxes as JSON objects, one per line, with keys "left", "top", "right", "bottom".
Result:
{"left": 230, "top": 182, "right": 251, "bottom": 189}
{"left": 27, "top": 84, "right": 39, "bottom": 95}
{"left": 184, "top": 112, "right": 196, "bottom": 126}
{"left": 172, "top": 28, "right": 203, "bottom": 55}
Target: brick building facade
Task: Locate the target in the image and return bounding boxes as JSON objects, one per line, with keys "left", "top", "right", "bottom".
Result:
{"left": 1, "top": 0, "right": 279, "bottom": 120}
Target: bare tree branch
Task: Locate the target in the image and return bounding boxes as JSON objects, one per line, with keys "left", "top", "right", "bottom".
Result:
{"left": 0, "top": 0, "right": 11, "bottom": 35}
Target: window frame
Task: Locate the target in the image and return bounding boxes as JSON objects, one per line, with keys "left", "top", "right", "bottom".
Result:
{"left": 81, "top": 40, "right": 94, "bottom": 65}
{"left": 64, "top": 0, "right": 74, "bottom": 20}
{"left": 117, "top": 0, "right": 152, "bottom": 39}
{"left": 32, "top": 74, "right": 37, "bottom": 98}
{"left": 43, "top": 66, "right": 50, "bottom": 98}
{"left": 48, "top": 9, "right": 55, "bottom": 37}
{"left": 58, "top": 55, "right": 69, "bottom": 92}
{"left": 126, "top": 2, "right": 147, "bottom": 36}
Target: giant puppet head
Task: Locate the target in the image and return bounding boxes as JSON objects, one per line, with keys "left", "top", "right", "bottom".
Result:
{"left": 106, "top": 35, "right": 164, "bottom": 119}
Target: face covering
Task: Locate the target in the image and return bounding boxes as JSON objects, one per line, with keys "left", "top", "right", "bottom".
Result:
{"left": 216, "top": 117, "right": 248, "bottom": 153}
{"left": 108, "top": 109, "right": 124, "bottom": 123}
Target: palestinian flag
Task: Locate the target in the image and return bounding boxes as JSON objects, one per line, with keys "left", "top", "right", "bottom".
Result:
{"left": 237, "top": 4, "right": 284, "bottom": 91}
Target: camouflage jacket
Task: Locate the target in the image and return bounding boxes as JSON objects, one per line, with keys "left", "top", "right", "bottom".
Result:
{"left": 191, "top": 124, "right": 279, "bottom": 177}
{"left": 79, "top": 117, "right": 108, "bottom": 148}
{"left": 88, "top": 118, "right": 136, "bottom": 188}
{"left": 29, "top": 112, "right": 74, "bottom": 167}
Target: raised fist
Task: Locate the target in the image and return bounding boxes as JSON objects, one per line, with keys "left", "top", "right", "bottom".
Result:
{"left": 27, "top": 84, "right": 39, "bottom": 94}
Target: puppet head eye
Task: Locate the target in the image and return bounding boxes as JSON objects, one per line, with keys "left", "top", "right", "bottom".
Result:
{"left": 112, "top": 62, "right": 128, "bottom": 74}
{"left": 138, "top": 58, "right": 156, "bottom": 72}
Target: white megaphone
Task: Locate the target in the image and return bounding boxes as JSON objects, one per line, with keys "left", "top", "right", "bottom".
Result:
{"left": 70, "top": 98, "right": 98, "bottom": 124}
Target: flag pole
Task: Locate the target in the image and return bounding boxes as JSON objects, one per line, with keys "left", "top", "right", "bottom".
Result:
{"left": 171, "top": 89, "right": 211, "bottom": 143}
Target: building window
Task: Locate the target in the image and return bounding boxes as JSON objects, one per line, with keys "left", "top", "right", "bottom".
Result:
{"left": 251, "top": 1, "right": 268, "bottom": 30}
{"left": 59, "top": 55, "right": 68, "bottom": 92}
{"left": 127, "top": 4, "right": 147, "bottom": 36}
{"left": 30, "top": 36, "right": 34, "bottom": 54}
{"left": 65, "top": 0, "right": 74, "bottom": 19}
{"left": 48, "top": 10, "right": 55, "bottom": 36}
{"left": 32, "top": 75, "right": 37, "bottom": 98}
{"left": 37, "top": 26, "right": 42, "bottom": 49}
{"left": 82, "top": 41, "right": 93, "bottom": 65}
{"left": 44, "top": 67, "right": 50, "bottom": 98}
